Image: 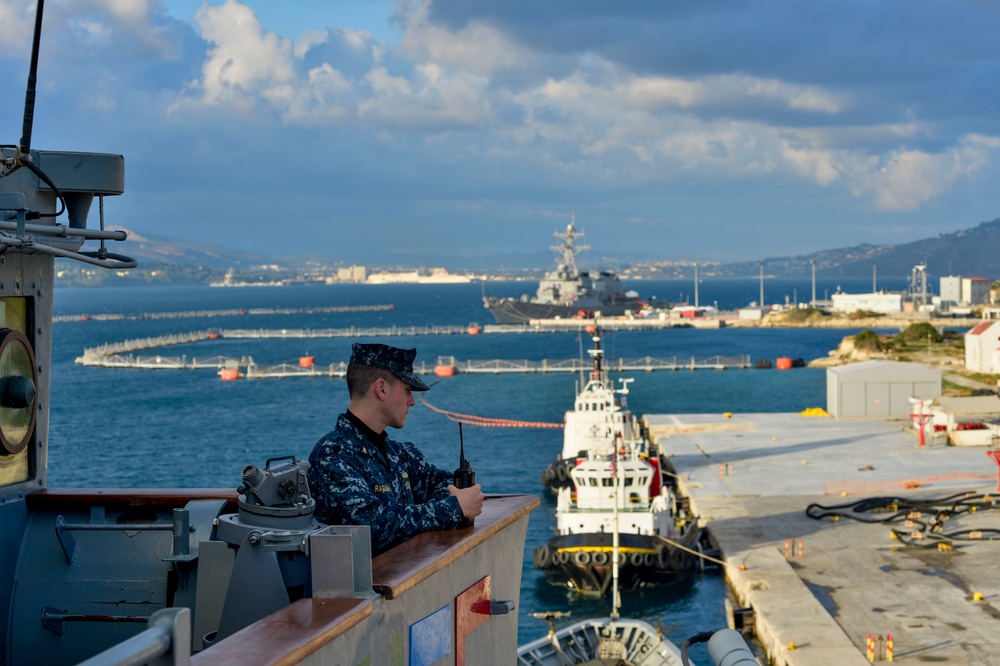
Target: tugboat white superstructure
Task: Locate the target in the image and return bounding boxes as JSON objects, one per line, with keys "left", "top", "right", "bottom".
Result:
{"left": 534, "top": 331, "right": 701, "bottom": 594}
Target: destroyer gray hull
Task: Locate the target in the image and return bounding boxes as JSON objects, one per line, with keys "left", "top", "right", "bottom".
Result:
{"left": 484, "top": 296, "right": 640, "bottom": 324}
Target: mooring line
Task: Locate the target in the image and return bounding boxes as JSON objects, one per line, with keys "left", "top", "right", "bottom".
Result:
{"left": 419, "top": 394, "right": 563, "bottom": 429}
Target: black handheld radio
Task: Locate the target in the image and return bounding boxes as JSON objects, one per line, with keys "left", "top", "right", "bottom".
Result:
{"left": 453, "top": 423, "right": 476, "bottom": 526}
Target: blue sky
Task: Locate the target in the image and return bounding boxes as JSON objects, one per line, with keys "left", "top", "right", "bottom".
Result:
{"left": 2, "top": 0, "right": 1000, "bottom": 267}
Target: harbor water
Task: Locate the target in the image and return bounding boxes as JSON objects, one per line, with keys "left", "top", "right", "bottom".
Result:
{"left": 49, "top": 278, "right": 902, "bottom": 659}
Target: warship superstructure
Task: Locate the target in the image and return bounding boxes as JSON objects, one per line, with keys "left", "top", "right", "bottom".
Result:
{"left": 484, "top": 217, "right": 647, "bottom": 324}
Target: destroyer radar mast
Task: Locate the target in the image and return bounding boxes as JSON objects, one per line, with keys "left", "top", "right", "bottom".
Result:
{"left": 551, "top": 212, "right": 590, "bottom": 275}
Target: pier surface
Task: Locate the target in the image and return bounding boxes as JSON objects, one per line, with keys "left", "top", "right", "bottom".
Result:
{"left": 645, "top": 412, "right": 1000, "bottom": 665}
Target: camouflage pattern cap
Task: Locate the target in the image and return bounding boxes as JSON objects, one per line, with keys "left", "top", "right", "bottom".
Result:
{"left": 350, "top": 343, "right": 431, "bottom": 391}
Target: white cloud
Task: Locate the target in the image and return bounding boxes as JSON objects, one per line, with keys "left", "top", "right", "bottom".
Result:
{"left": 621, "top": 73, "right": 845, "bottom": 114}
{"left": 293, "top": 29, "right": 328, "bottom": 59}
{"left": 396, "top": 0, "right": 527, "bottom": 77}
{"left": 187, "top": 0, "right": 297, "bottom": 109}
{"left": 848, "top": 135, "right": 1000, "bottom": 211}
{"left": 83, "top": 0, "right": 179, "bottom": 58}
{"left": 358, "top": 63, "right": 492, "bottom": 129}
{"left": 0, "top": 0, "right": 35, "bottom": 56}
{"left": 782, "top": 144, "right": 843, "bottom": 185}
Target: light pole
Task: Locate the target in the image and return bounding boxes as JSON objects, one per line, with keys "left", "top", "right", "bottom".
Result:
{"left": 759, "top": 262, "right": 765, "bottom": 309}
{"left": 694, "top": 262, "right": 699, "bottom": 308}
{"left": 810, "top": 259, "right": 816, "bottom": 307}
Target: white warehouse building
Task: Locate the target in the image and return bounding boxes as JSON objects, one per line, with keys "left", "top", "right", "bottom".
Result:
{"left": 830, "top": 292, "right": 903, "bottom": 315}
{"left": 827, "top": 360, "right": 941, "bottom": 418}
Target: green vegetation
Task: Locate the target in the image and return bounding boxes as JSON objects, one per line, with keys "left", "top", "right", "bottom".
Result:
{"left": 781, "top": 307, "right": 825, "bottom": 323}
{"left": 853, "top": 329, "right": 886, "bottom": 353}
{"left": 848, "top": 310, "right": 883, "bottom": 320}
{"left": 895, "top": 322, "right": 942, "bottom": 345}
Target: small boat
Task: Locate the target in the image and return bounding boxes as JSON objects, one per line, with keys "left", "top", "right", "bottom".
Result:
{"left": 517, "top": 613, "right": 686, "bottom": 665}
{"left": 535, "top": 331, "right": 702, "bottom": 593}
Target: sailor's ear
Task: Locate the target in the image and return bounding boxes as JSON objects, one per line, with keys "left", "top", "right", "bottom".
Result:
{"left": 371, "top": 377, "right": 388, "bottom": 400}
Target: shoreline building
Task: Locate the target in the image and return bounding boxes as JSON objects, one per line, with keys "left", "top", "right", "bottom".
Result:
{"left": 830, "top": 292, "right": 902, "bottom": 315}
{"left": 965, "top": 321, "right": 1000, "bottom": 374}
{"left": 940, "top": 276, "right": 991, "bottom": 308}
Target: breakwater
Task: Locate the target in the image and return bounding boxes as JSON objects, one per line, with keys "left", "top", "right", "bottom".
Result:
{"left": 54, "top": 304, "right": 393, "bottom": 323}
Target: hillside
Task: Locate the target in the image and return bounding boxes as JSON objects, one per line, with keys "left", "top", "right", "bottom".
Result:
{"left": 715, "top": 217, "right": 1000, "bottom": 278}
{"left": 55, "top": 216, "right": 1000, "bottom": 285}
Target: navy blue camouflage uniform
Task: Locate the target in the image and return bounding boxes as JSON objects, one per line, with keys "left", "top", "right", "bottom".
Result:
{"left": 308, "top": 412, "right": 465, "bottom": 552}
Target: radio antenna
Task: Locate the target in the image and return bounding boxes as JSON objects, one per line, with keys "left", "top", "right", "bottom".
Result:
{"left": 20, "top": 0, "right": 47, "bottom": 155}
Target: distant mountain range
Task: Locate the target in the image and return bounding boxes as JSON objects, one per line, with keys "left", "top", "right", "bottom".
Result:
{"left": 714, "top": 217, "right": 1000, "bottom": 279}
{"left": 81, "top": 217, "right": 1000, "bottom": 281}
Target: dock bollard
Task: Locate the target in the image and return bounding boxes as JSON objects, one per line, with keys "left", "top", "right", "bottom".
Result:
{"left": 784, "top": 539, "right": 790, "bottom": 558}
{"left": 887, "top": 634, "right": 893, "bottom": 662}
{"left": 877, "top": 634, "right": 884, "bottom": 661}
{"left": 866, "top": 633, "right": 874, "bottom": 662}
{"left": 798, "top": 539, "right": 803, "bottom": 558}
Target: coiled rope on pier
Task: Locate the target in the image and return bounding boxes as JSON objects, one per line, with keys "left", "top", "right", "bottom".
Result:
{"left": 419, "top": 393, "right": 563, "bottom": 429}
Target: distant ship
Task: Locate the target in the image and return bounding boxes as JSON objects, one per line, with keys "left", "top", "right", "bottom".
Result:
{"left": 366, "top": 267, "right": 472, "bottom": 284}
{"left": 483, "top": 216, "right": 646, "bottom": 324}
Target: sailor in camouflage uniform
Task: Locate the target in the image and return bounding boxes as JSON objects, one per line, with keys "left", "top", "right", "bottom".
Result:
{"left": 307, "top": 343, "right": 484, "bottom": 553}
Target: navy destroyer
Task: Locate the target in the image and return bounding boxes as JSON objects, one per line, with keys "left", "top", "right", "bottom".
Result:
{"left": 484, "top": 217, "right": 648, "bottom": 324}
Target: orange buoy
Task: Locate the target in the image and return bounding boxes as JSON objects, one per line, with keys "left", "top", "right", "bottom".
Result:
{"left": 466, "top": 325, "right": 481, "bottom": 335}
{"left": 80, "top": 315, "right": 90, "bottom": 322}
{"left": 208, "top": 332, "right": 221, "bottom": 340}
{"left": 775, "top": 357, "right": 793, "bottom": 370}
{"left": 435, "top": 365, "right": 457, "bottom": 377}
{"left": 299, "top": 355, "right": 315, "bottom": 368}
{"left": 585, "top": 325, "right": 597, "bottom": 334}
{"left": 219, "top": 368, "right": 241, "bottom": 381}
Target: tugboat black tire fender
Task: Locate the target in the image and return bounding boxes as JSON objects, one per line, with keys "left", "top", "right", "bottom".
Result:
{"left": 643, "top": 552, "right": 656, "bottom": 567}
{"left": 669, "top": 547, "right": 691, "bottom": 570}
{"left": 629, "top": 551, "right": 644, "bottom": 567}
{"left": 533, "top": 545, "right": 553, "bottom": 569}
{"left": 554, "top": 463, "right": 569, "bottom": 482}
{"left": 592, "top": 551, "right": 609, "bottom": 566}
{"left": 655, "top": 545, "right": 670, "bottom": 569}
{"left": 573, "top": 551, "right": 591, "bottom": 566}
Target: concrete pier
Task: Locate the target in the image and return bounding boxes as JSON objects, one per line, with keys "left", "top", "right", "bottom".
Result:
{"left": 644, "top": 412, "right": 1000, "bottom": 665}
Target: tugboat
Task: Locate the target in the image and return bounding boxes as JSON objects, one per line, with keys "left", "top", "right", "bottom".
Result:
{"left": 483, "top": 216, "right": 650, "bottom": 324}
{"left": 0, "top": 4, "right": 536, "bottom": 664}
{"left": 533, "top": 331, "right": 702, "bottom": 594}
{"left": 520, "top": 412, "right": 749, "bottom": 665}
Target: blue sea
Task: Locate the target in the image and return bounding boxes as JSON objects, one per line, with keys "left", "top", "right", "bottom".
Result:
{"left": 48, "top": 277, "right": 905, "bottom": 661}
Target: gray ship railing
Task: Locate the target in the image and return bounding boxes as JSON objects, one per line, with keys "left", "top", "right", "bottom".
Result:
{"left": 76, "top": 608, "right": 191, "bottom": 666}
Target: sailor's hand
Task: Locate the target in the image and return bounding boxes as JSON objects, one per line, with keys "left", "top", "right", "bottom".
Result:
{"left": 448, "top": 483, "right": 484, "bottom": 519}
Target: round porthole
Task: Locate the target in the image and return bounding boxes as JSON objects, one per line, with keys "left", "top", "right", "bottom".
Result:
{"left": 0, "top": 329, "right": 37, "bottom": 455}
